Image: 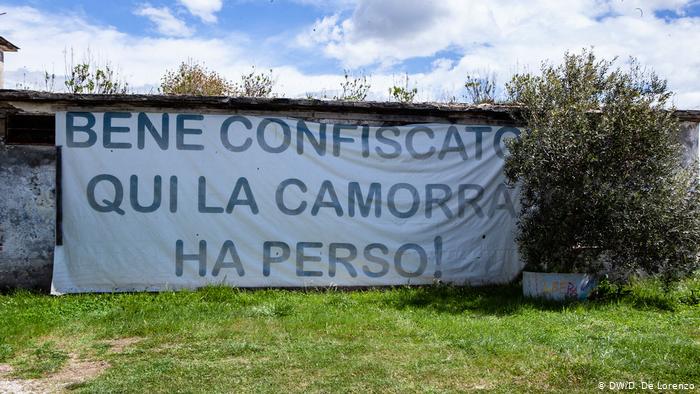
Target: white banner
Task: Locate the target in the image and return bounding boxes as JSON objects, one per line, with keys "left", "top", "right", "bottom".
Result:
{"left": 51, "top": 111, "right": 522, "bottom": 293}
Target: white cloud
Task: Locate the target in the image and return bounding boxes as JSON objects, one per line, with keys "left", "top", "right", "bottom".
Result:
{"left": 0, "top": 4, "right": 354, "bottom": 98}
{"left": 178, "top": 0, "right": 223, "bottom": 23}
{"left": 288, "top": 0, "right": 357, "bottom": 11}
{"left": 297, "top": 0, "right": 700, "bottom": 108}
{"left": 295, "top": 14, "right": 343, "bottom": 48}
{"left": 0, "top": 5, "right": 249, "bottom": 90}
{"left": 2, "top": 2, "right": 700, "bottom": 109}
{"left": 135, "top": 5, "right": 194, "bottom": 37}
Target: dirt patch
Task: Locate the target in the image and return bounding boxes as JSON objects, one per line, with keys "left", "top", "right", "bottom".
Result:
{"left": 0, "top": 337, "right": 143, "bottom": 393}
{"left": 52, "top": 354, "right": 109, "bottom": 384}
{"left": 0, "top": 354, "right": 108, "bottom": 394}
{"left": 103, "top": 337, "right": 142, "bottom": 353}
{"left": 0, "top": 379, "right": 49, "bottom": 394}
{"left": 0, "top": 364, "right": 12, "bottom": 376}
{"left": 460, "top": 380, "right": 495, "bottom": 391}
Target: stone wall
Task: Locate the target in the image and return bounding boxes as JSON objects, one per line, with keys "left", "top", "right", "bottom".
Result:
{"left": 0, "top": 142, "right": 55, "bottom": 290}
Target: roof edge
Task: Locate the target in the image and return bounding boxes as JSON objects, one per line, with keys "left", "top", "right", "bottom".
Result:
{"left": 0, "top": 89, "right": 698, "bottom": 122}
{"left": 0, "top": 37, "right": 19, "bottom": 52}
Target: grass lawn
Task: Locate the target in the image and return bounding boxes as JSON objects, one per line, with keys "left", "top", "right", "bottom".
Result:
{"left": 0, "top": 280, "right": 698, "bottom": 393}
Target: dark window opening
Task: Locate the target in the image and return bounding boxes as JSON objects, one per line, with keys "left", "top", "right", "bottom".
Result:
{"left": 5, "top": 114, "right": 55, "bottom": 145}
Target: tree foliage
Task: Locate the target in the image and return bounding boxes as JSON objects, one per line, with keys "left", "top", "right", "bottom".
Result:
{"left": 504, "top": 49, "right": 700, "bottom": 284}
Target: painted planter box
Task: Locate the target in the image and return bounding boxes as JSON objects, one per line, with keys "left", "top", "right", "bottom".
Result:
{"left": 522, "top": 271, "right": 598, "bottom": 301}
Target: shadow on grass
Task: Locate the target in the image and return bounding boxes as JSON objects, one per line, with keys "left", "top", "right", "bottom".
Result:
{"left": 380, "top": 277, "right": 700, "bottom": 316}
{"left": 380, "top": 282, "right": 578, "bottom": 316}
{"left": 4, "top": 275, "right": 696, "bottom": 317}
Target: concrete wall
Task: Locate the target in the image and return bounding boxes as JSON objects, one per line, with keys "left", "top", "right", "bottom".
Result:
{"left": 680, "top": 121, "right": 700, "bottom": 168}
{"left": 0, "top": 141, "right": 55, "bottom": 290}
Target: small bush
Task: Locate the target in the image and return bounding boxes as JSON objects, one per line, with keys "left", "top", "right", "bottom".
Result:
{"left": 161, "top": 62, "right": 276, "bottom": 97}
{"left": 505, "top": 49, "right": 700, "bottom": 285}
{"left": 389, "top": 73, "right": 418, "bottom": 103}
{"left": 233, "top": 66, "right": 275, "bottom": 98}
{"left": 336, "top": 70, "right": 371, "bottom": 101}
{"left": 464, "top": 72, "right": 497, "bottom": 104}
{"left": 160, "top": 60, "right": 234, "bottom": 96}
{"left": 64, "top": 49, "right": 128, "bottom": 94}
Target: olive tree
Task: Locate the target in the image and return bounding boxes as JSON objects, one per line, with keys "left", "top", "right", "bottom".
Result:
{"left": 504, "top": 50, "right": 700, "bottom": 284}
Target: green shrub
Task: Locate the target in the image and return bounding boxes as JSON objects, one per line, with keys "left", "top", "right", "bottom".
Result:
{"left": 504, "top": 49, "right": 700, "bottom": 285}
{"left": 336, "top": 70, "right": 371, "bottom": 101}
{"left": 64, "top": 48, "right": 128, "bottom": 94}
{"left": 389, "top": 73, "right": 418, "bottom": 103}
{"left": 464, "top": 72, "right": 497, "bottom": 104}
{"left": 160, "top": 60, "right": 234, "bottom": 96}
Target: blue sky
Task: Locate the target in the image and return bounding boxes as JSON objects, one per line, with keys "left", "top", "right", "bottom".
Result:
{"left": 12, "top": 0, "right": 331, "bottom": 48}
{"left": 1, "top": 0, "right": 700, "bottom": 107}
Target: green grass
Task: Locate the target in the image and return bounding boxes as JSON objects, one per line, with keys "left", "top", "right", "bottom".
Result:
{"left": 0, "top": 278, "right": 698, "bottom": 393}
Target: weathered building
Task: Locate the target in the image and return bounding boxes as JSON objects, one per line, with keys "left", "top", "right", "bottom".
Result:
{"left": 0, "top": 90, "right": 698, "bottom": 290}
{"left": 0, "top": 37, "right": 19, "bottom": 89}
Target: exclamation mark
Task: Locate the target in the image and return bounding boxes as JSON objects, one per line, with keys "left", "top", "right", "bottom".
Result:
{"left": 434, "top": 236, "right": 443, "bottom": 279}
